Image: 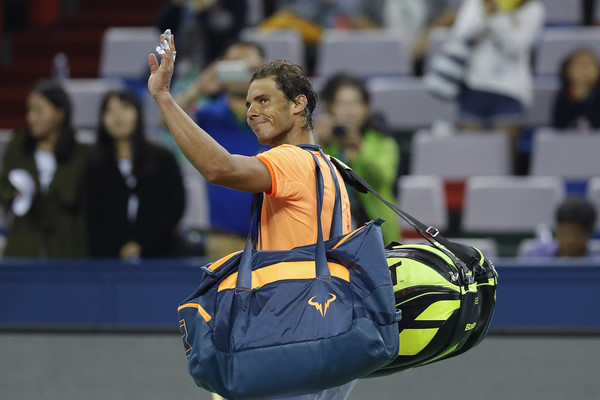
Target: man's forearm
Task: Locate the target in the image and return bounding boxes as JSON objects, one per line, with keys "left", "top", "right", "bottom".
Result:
{"left": 154, "top": 92, "right": 235, "bottom": 182}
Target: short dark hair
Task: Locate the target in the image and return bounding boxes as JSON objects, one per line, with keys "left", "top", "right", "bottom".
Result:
{"left": 250, "top": 59, "right": 317, "bottom": 131}
{"left": 556, "top": 196, "right": 597, "bottom": 233}
{"left": 320, "top": 72, "right": 370, "bottom": 108}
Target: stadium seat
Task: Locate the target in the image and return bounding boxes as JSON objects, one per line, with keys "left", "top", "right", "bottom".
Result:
{"left": 462, "top": 176, "right": 565, "bottom": 233}
{"left": 99, "top": 27, "right": 160, "bottom": 79}
{"left": 62, "top": 78, "right": 124, "bottom": 131}
{"left": 397, "top": 175, "right": 448, "bottom": 234}
{"left": 181, "top": 173, "right": 210, "bottom": 231}
{"left": 367, "top": 77, "right": 456, "bottom": 131}
{"left": 524, "top": 77, "right": 560, "bottom": 127}
{"left": 535, "top": 27, "right": 600, "bottom": 76}
{"left": 240, "top": 28, "right": 305, "bottom": 67}
{"left": 543, "top": 0, "right": 581, "bottom": 26}
{"left": 587, "top": 176, "right": 600, "bottom": 231}
{"left": 316, "top": 29, "right": 409, "bottom": 78}
{"left": 530, "top": 129, "right": 600, "bottom": 180}
{"left": 410, "top": 130, "right": 510, "bottom": 179}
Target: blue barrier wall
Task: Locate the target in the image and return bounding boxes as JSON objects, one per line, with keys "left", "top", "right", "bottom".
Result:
{"left": 1, "top": 258, "right": 599, "bottom": 333}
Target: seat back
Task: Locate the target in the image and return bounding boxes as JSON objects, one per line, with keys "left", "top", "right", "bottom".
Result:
{"left": 535, "top": 28, "right": 600, "bottom": 76}
{"left": 462, "top": 176, "right": 565, "bottom": 233}
{"left": 530, "top": 129, "right": 600, "bottom": 179}
{"left": 62, "top": 78, "right": 124, "bottom": 131}
{"left": 410, "top": 130, "right": 510, "bottom": 179}
{"left": 368, "top": 78, "right": 456, "bottom": 131}
{"left": 240, "top": 28, "right": 305, "bottom": 67}
{"left": 397, "top": 175, "right": 448, "bottom": 233}
{"left": 587, "top": 176, "right": 600, "bottom": 231}
{"left": 316, "top": 30, "right": 409, "bottom": 78}
{"left": 99, "top": 27, "right": 160, "bottom": 79}
{"left": 543, "top": 0, "right": 581, "bottom": 26}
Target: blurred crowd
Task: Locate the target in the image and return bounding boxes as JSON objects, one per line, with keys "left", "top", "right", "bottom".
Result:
{"left": 0, "top": 0, "right": 599, "bottom": 261}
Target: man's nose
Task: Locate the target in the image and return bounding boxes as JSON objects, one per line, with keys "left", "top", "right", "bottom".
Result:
{"left": 246, "top": 104, "right": 258, "bottom": 118}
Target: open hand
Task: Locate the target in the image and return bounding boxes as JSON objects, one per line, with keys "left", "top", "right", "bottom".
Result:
{"left": 148, "top": 32, "right": 176, "bottom": 100}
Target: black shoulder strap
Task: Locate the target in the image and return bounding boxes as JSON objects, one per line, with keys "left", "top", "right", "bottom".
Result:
{"left": 329, "top": 156, "right": 478, "bottom": 282}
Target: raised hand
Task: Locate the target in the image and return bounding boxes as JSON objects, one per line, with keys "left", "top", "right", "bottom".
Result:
{"left": 148, "top": 31, "right": 176, "bottom": 99}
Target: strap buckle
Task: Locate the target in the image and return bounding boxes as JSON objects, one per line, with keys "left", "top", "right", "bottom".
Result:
{"left": 425, "top": 226, "right": 439, "bottom": 238}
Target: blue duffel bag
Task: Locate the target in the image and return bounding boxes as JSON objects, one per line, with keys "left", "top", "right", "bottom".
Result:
{"left": 178, "top": 147, "right": 400, "bottom": 400}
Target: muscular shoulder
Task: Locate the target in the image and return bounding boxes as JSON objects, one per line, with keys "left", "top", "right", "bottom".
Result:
{"left": 256, "top": 145, "right": 314, "bottom": 197}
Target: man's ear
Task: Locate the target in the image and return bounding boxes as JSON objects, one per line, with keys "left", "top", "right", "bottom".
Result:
{"left": 292, "top": 94, "right": 308, "bottom": 116}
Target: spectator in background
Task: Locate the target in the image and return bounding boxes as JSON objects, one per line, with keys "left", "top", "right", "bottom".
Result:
{"left": 174, "top": 41, "right": 265, "bottom": 115}
{"left": 155, "top": 0, "right": 247, "bottom": 76}
{"left": 316, "top": 73, "right": 401, "bottom": 244}
{"left": 258, "top": 0, "right": 385, "bottom": 72}
{"left": 521, "top": 196, "right": 599, "bottom": 259}
{"left": 87, "top": 89, "right": 185, "bottom": 259}
{"left": 0, "top": 80, "right": 90, "bottom": 258}
{"left": 184, "top": 41, "right": 269, "bottom": 259}
{"left": 383, "top": 0, "right": 458, "bottom": 75}
{"left": 551, "top": 47, "right": 600, "bottom": 131}
{"left": 452, "top": 0, "right": 545, "bottom": 172}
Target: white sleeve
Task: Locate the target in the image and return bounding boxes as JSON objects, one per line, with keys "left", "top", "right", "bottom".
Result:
{"left": 486, "top": 2, "right": 545, "bottom": 57}
{"left": 451, "top": 0, "right": 487, "bottom": 40}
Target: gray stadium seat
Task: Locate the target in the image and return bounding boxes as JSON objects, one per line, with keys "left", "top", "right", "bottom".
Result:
{"left": 181, "top": 173, "right": 210, "bottom": 231}
{"left": 410, "top": 130, "right": 510, "bottom": 179}
{"left": 535, "top": 27, "right": 600, "bottom": 76}
{"left": 543, "top": 0, "right": 581, "bottom": 26}
{"left": 316, "top": 29, "right": 409, "bottom": 78}
{"left": 530, "top": 129, "right": 600, "bottom": 179}
{"left": 62, "top": 78, "right": 124, "bottom": 131}
{"left": 524, "top": 77, "right": 560, "bottom": 127}
{"left": 462, "top": 176, "right": 565, "bottom": 233}
{"left": 368, "top": 77, "right": 456, "bottom": 131}
{"left": 99, "top": 27, "right": 160, "bottom": 79}
{"left": 397, "top": 175, "right": 448, "bottom": 233}
{"left": 240, "top": 28, "right": 305, "bottom": 67}
{"left": 587, "top": 176, "right": 600, "bottom": 230}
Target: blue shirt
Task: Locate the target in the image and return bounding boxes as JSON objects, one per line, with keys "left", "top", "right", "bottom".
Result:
{"left": 195, "top": 94, "right": 269, "bottom": 236}
{"left": 521, "top": 239, "right": 600, "bottom": 259}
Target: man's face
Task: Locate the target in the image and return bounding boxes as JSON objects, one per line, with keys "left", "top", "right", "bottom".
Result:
{"left": 246, "top": 78, "right": 297, "bottom": 146}
{"left": 556, "top": 222, "right": 590, "bottom": 257}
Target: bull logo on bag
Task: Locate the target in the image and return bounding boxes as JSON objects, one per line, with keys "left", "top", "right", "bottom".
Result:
{"left": 307, "top": 293, "right": 337, "bottom": 317}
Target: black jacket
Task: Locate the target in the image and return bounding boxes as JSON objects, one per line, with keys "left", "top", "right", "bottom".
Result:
{"left": 552, "top": 82, "right": 600, "bottom": 130}
{"left": 87, "top": 143, "right": 185, "bottom": 258}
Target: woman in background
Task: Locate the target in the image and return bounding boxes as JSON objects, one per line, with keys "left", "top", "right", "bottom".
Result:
{"left": 316, "top": 73, "right": 401, "bottom": 244}
{"left": 87, "top": 89, "right": 185, "bottom": 259}
{"left": 552, "top": 47, "right": 600, "bottom": 131}
{"left": 452, "top": 0, "right": 545, "bottom": 172}
{"left": 0, "top": 80, "right": 90, "bottom": 258}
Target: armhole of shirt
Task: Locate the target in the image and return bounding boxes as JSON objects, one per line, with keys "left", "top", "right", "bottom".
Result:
{"left": 254, "top": 154, "right": 277, "bottom": 197}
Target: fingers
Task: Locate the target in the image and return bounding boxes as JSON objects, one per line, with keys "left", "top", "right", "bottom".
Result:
{"left": 148, "top": 53, "right": 159, "bottom": 73}
{"left": 155, "top": 31, "right": 176, "bottom": 62}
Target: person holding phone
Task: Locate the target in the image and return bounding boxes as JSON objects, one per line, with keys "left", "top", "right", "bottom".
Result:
{"left": 315, "top": 72, "right": 401, "bottom": 244}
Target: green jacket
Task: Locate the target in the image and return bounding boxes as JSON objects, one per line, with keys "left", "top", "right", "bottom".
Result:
{"left": 325, "top": 129, "right": 401, "bottom": 244}
{"left": 0, "top": 134, "right": 90, "bottom": 258}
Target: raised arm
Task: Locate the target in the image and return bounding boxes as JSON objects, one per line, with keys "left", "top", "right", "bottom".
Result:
{"left": 147, "top": 33, "right": 271, "bottom": 193}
